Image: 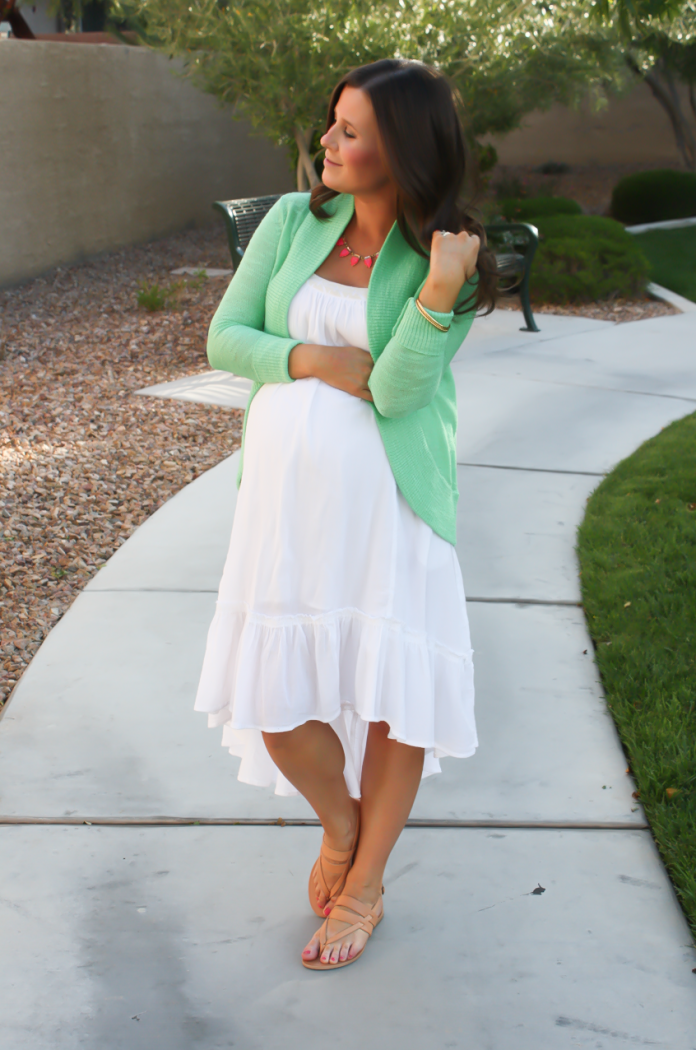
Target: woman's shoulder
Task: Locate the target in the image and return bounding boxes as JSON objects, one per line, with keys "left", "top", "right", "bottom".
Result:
{"left": 271, "top": 191, "right": 312, "bottom": 222}
{"left": 272, "top": 190, "right": 348, "bottom": 223}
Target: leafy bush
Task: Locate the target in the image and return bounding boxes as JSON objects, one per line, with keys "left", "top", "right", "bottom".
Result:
{"left": 535, "top": 161, "right": 571, "bottom": 175}
{"left": 494, "top": 173, "right": 528, "bottom": 200}
{"left": 500, "top": 195, "right": 583, "bottom": 221}
{"left": 529, "top": 215, "right": 650, "bottom": 303}
{"left": 611, "top": 169, "right": 696, "bottom": 225}
{"left": 137, "top": 282, "right": 170, "bottom": 311}
{"left": 477, "top": 143, "right": 498, "bottom": 174}
{"left": 135, "top": 279, "right": 193, "bottom": 311}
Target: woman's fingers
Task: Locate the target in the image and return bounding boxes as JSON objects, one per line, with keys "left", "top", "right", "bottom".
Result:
{"left": 312, "top": 345, "right": 374, "bottom": 401}
{"left": 431, "top": 229, "right": 481, "bottom": 286}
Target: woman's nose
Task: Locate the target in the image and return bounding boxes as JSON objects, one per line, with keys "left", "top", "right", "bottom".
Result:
{"left": 320, "top": 126, "right": 335, "bottom": 150}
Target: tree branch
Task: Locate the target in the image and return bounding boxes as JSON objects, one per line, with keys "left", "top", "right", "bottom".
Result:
{"left": 627, "top": 54, "right": 696, "bottom": 170}
{"left": 294, "top": 127, "right": 320, "bottom": 191}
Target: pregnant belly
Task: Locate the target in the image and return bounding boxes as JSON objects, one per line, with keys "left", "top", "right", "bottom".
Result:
{"left": 237, "top": 377, "right": 398, "bottom": 611}
{"left": 244, "top": 377, "right": 389, "bottom": 490}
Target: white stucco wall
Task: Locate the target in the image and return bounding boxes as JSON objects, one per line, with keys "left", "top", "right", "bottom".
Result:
{"left": 0, "top": 40, "right": 293, "bottom": 287}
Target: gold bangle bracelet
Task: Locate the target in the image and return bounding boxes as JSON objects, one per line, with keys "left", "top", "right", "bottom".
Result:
{"left": 415, "top": 296, "right": 450, "bottom": 332}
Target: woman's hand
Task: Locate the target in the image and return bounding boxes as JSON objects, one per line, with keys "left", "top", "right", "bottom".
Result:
{"left": 288, "top": 343, "right": 374, "bottom": 402}
{"left": 419, "top": 229, "right": 481, "bottom": 314}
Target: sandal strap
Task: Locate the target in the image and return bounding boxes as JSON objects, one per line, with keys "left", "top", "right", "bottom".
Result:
{"left": 313, "top": 820, "right": 360, "bottom": 901}
{"left": 318, "top": 894, "right": 382, "bottom": 948}
{"left": 320, "top": 840, "right": 355, "bottom": 864}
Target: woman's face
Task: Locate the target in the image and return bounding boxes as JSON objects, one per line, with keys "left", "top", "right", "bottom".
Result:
{"left": 320, "top": 86, "right": 392, "bottom": 196}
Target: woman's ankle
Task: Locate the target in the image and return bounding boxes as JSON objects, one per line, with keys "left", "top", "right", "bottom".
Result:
{"left": 342, "top": 869, "right": 384, "bottom": 902}
{"left": 323, "top": 798, "right": 359, "bottom": 851}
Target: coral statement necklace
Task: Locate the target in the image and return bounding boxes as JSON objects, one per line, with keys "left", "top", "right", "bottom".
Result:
{"left": 336, "top": 235, "right": 381, "bottom": 269}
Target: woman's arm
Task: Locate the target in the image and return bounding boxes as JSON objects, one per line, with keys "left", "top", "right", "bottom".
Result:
{"left": 207, "top": 199, "right": 301, "bottom": 384}
{"left": 367, "top": 295, "right": 474, "bottom": 418}
{"left": 368, "top": 230, "right": 480, "bottom": 419}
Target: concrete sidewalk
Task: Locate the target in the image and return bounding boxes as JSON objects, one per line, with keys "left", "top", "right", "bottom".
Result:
{"left": 1, "top": 308, "right": 695, "bottom": 1048}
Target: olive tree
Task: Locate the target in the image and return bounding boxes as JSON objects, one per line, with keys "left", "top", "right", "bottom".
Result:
{"left": 113, "top": 0, "right": 626, "bottom": 189}
{"left": 592, "top": 0, "right": 696, "bottom": 169}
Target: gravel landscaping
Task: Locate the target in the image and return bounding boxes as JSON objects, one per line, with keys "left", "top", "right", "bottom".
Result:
{"left": 0, "top": 225, "right": 243, "bottom": 708}
{"left": 0, "top": 218, "right": 682, "bottom": 708}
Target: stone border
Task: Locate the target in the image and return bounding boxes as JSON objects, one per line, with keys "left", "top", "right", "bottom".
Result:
{"left": 647, "top": 281, "right": 696, "bottom": 314}
{"left": 625, "top": 216, "right": 696, "bottom": 234}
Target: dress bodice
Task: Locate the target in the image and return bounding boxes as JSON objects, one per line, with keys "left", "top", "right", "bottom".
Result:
{"left": 287, "top": 273, "right": 369, "bottom": 352}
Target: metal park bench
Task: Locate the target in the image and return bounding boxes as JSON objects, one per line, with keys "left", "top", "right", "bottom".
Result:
{"left": 213, "top": 195, "right": 283, "bottom": 269}
{"left": 484, "top": 222, "right": 539, "bottom": 333}
{"left": 213, "top": 197, "right": 539, "bottom": 332}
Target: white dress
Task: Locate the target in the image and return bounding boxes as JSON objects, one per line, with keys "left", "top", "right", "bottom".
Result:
{"left": 194, "top": 273, "right": 477, "bottom": 797}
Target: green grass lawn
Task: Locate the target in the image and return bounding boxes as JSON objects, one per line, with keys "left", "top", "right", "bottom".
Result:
{"left": 633, "top": 226, "right": 696, "bottom": 302}
{"left": 577, "top": 411, "right": 696, "bottom": 940}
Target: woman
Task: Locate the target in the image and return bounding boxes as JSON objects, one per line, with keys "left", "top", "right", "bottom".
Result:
{"left": 195, "top": 58, "right": 497, "bottom": 970}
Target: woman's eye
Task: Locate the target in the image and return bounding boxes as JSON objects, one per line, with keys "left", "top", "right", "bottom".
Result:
{"left": 344, "top": 130, "right": 356, "bottom": 139}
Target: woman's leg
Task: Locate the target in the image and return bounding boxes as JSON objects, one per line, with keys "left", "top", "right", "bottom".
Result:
{"left": 262, "top": 721, "right": 359, "bottom": 910}
{"left": 303, "top": 721, "right": 424, "bottom": 965}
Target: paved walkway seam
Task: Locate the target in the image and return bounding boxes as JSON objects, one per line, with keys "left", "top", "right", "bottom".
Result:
{"left": 457, "top": 462, "right": 606, "bottom": 477}
{"left": 0, "top": 816, "right": 649, "bottom": 830}
{"left": 466, "top": 597, "right": 582, "bottom": 607}
{"left": 83, "top": 590, "right": 583, "bottom": 605}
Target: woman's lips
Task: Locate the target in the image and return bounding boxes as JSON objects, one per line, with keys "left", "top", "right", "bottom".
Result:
{"left": 324, "top": 156, "right": 341, "bottom": 167}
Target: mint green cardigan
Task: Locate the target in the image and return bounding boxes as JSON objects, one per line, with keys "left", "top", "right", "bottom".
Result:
{"left": 207, "top": 192, "right": 476, "bottom": 545}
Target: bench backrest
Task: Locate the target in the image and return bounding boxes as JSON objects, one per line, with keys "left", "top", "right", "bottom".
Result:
{"left": 213, "top": 195, "right": 283, "bottom": 270}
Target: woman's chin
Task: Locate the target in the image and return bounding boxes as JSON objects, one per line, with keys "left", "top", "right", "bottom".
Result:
{"left": 321, "top": 167, "right": 342, "bottom": 192}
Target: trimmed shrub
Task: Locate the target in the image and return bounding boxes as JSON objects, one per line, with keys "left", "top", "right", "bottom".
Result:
{"left": 500, "top": 195, "right": 582, "bottom": 222}
{"left": 529, "top": 215, "right": 650, "bottom": 304}
{"left": 611, "top": 169, "right": 696, "bottom": 225}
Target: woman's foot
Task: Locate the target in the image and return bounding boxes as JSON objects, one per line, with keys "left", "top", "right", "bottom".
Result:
{"left": 303, "top": 880, "right": 382, "bottom": 964}
{"left": 311, "top": 799, "right": 360, "bottom": 915}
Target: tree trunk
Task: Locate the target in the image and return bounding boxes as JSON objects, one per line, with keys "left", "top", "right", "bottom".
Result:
{"left": 627, "top": 55, "right": 696, "bottom": 171}
{"left": 294, "top": 127, "right": 320, "bottom": 191}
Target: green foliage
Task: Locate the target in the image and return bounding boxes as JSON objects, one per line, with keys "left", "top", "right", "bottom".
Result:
{"left": 137, "top": 281, "right": 173, "bottom": 311}
{"left": 112, "top": 0, "right": 627, "bottom": 188}
{"left": 477, "top": 143, "right": 499, "bottom": 175}
{"left": 494, "top": 173, "right": 529, "bottom": 200}
{"left": 535, "top": 160, "right": 571, "bottom": 175}
{"left": 592, "top": 0, "right": 688, "bottom": 37}
{"left": 577, "top": 410, "right": 696, "bottom": 939}
{"left": 500, "top": 195, "right": 583, "bottom": 221}
{"left": 534, "top": 213, "right": 634, "bottom": 241}
{"left": 611, "top": 169, "right": 696, "bottom": 224}
{"left": 530, "top": 214, "right": 650, "bottom": 302}
{"left": 633, "top": 225, "right": 696, "bottom": 301}
{"left": 591, "top": 1, "right": 696, "bottom": 170}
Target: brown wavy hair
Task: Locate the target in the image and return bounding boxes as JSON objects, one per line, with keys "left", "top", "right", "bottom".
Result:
{"left": 310, "top": 59, "right": 497, "bottom": 316}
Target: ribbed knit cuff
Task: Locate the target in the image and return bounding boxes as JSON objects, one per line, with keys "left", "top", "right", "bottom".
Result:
{"left": 252, "top": 335, "right": 302, "bottom": 383}
{"left": 394, "top": 298, "right": 455, "bottom": 356}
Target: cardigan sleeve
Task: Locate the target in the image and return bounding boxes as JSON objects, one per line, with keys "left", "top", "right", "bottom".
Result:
{"left": 206, "top": 199, "right": 301, "bottom": 384}
{"left": 367, "top": 279, "right": 477, "bottom": 419}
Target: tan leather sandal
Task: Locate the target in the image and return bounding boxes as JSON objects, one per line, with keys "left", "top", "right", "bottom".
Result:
{"left": 302, "top": 892, "right": 383, "bottom": 970}
{"left": 308, "top": 815, "right": 360, "bottom": 918}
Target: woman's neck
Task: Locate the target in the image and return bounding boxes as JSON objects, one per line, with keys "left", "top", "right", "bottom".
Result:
{"left": 350, "top": 187, "right": 398, "bottom": 251}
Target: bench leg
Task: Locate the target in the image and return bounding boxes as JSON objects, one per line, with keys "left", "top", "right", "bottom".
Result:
{"left": 518, "top": 271, "right": 540, "bottom": 332}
